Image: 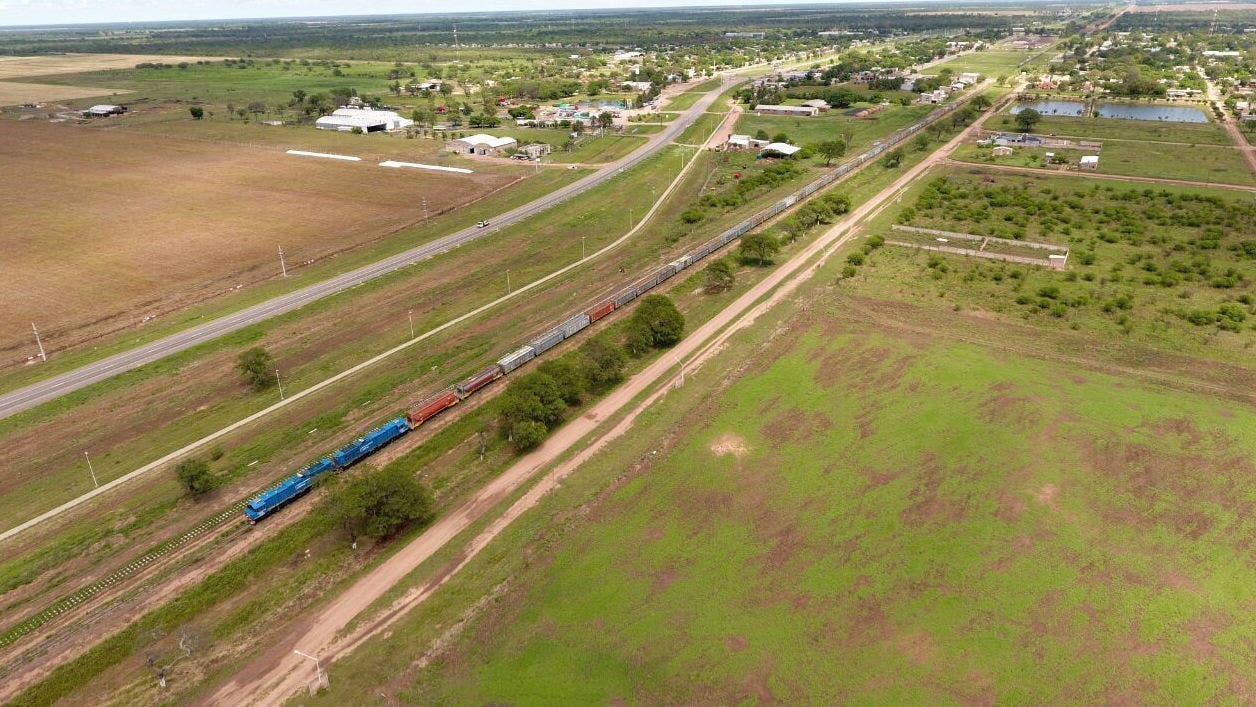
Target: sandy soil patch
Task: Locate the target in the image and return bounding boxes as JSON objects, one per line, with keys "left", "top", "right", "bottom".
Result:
{"left": 709, "top": 432, "right": 750, "bottom": 457}
{"left": 0, "top": 54, "right": 218, "bottom": 80}
{"left": 0, "top": 82, "right": 131, "bottom": 106}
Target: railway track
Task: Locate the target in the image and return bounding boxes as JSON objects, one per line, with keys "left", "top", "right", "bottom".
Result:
{"left": 0, "top": 501, "right": 246, "bottom": 650}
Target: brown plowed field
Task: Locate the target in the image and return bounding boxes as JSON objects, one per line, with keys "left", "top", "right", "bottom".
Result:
{"left": 0, "top": 121, "right": 518, "bottom": 362}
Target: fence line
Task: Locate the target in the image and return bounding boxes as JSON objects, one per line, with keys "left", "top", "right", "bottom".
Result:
{"left": 886, "top": 240, "right": 1067, "bottom": 269}
{"left": 891, "top": 224, "right": 1069, "bottom": 252}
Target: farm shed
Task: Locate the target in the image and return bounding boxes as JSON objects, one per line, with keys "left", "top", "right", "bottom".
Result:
{"left": 448, "top": 134, "right": 518, "bottom": 155}
{"left": 1079, "top": 155, "right": 1099, "bottom": 170}
{"left": 84, "top": 104, "right": 125, "bottom": 117}
{"left": 315, "top": 108, "right": 413, "bottom": 133}
{"left": 753, "top": 104, "right": 820, "bottom": 117}
{"left": 760, "top": 142, "right": 801, "bottom": 157}
{"left": 992, "top": 146, "right": 1013, "bottom": 156}
{"left": 800, "top": 99, "right": 831, "bottom": 111}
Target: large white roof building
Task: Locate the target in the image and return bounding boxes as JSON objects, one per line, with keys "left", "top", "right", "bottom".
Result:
{"left": 315, "top": 107, "right": 413, "bottom": 132}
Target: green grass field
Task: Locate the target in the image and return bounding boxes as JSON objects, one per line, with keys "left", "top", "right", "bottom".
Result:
{"left": 987, "top": 112, "right": 1232, "bottom": 146}
{"left": 931, "top": 49, "right": 1042, "bottom": 77}
{"left": 676, "top": 111, "right": 725, "bottom": 144}
{"left": 665, "top": 79, "right": 722, "bottom": 112}
{"left": 952, "top": 141, "right": 1255, "bottom": 186}
{"left": 297, "top": 181, "right": 1256, "bottom": 704}
{"left": 387, "top": 321, "right": 1256, "bottom": 706}
{"left": 735, "top": 103, "right": 935, "bottom": 149}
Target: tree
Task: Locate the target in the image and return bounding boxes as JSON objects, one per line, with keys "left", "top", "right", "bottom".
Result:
{"left": 753, "top": 129, "right": 771, "bottom": 141}
{"left": 536, "top": 360, "right": 583, "bottom": 406}
{"left": 771, "top": 131, "right": 791, "bottom": 144}
{"left": 236, "top": 347, "right": 276, "bottom": 391}
{"left": 812, "top": 139, "right": 846, "bottom": 166}
{"left": 175, "top": 459, "right": 213, "bottom": 496}
{"left": 292, "top": 89, "right": 307, "bottom": 104}
{"left": 971, "top": 93, "right": 992, "bottom": 110}
{"left": 188, "top": 106, "right": 204, "bottom": 120}
{"left": 510, "top": 419, "right": 549, "bottom": 453}
{"left": 578, "top": 335, "right": 627, "bottom": 392}
{"left": 1014, "top": 107, "right": 1042, "bottom": 132}
{"left": 624, "top": 295, "right": 685, "bottom": 356}
{"left": 597, "top": 111, "right": 614, "bottom": 129}
{"left": 738, "top": 231, "right": 780, "bottom": 266}
{"left": 246, "top": 101, "right": 266, "bottom": 115}
{"left": 881, "top": 148, "right": 904, "bottom": 168}
{"left": 498, "top": 372, "right": 568, "bottom": 447}
{"left": 703, "top": 259, "right": 735, "bottom": 293}
{"left": 326, "top": 465, "right": 434, "bottom": 542}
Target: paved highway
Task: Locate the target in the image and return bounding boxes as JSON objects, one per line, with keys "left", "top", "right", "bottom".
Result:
{"left": 0, "top": 77, "right": 733, "bottom": 420}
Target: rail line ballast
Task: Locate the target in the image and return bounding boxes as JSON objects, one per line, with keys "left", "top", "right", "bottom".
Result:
{"left": 242, "top": 92, "right": 971, "bottom": 523}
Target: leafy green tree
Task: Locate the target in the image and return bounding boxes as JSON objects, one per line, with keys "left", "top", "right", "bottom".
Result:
{"left": 881, "top": 148, "right": 904, "bottom": 168}
{"left": 738, "top": 231, "right": 780, "bottom": 266}
{"left": 326, "top": 465, "right": 434, "bottom": 541}
{"left": 812, "top": 139, "right": 846, "bottom": 166}
{"left": 578, "top": 335, "right": 627, "bottom": 392}
{"left": 703, "top": 259, "right": 735, "bottom": 293}
{"left": 771, "top": 131, "right": 791, "bottom": 144}
{"left": 292, "top": 89, "right": 307, "bottom": 104}
{"left": 499, "top": 372, "right": 568, "bottom": 444}
{"left": 753, "top": 128, "right": 770, "bottom": 141}
{"left": 971, "top": 92, "right": 992, "bottom": 110}
{"left": 624, "top": 295, "right": 685, "bottom": 356}
{"left": 175, "top": 459, "right": 213, "bottom": 496}
{"left": 510, "top": 419, "right": 549, "bottom": 453}
{"left": 536, "top": 360, "right": 584, "bottom": 406}
{"left": 236, "top": 347, "right": 276, "bottom": 391}
{"left": 1014, "top": 108, "right": 1042, "bottom": 132}
{"left": 189, "top": 106, "right": 204, "bottom": 120}
{"left": 597, "top": 111, "right": 614, "bottom": 129}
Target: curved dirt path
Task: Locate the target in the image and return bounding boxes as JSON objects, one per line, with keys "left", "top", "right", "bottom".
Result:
{"left": 206, "top": 94, "right": 996, "bottom": 707}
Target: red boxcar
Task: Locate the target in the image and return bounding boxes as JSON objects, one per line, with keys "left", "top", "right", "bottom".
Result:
{"left": 406, "top": 389, "right": 458, "bottom": 428}
{"left": 586, "top": 300, "right": 615, "bottom": 322}
{"left": 456, "top": 365, "right": 503, "bottom": 397}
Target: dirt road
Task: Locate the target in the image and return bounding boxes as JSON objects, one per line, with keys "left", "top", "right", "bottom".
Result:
{"left": 208, "top": 92, "right": 999, "bottom": 707}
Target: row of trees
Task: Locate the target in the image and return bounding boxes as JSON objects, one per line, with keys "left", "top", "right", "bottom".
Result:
{"left": 498, "top": 295, "right": 683, "bottom": 452}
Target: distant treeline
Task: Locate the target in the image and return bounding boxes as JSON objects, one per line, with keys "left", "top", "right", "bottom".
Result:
{"left": 0, "top": 5, "right": 1033, "bottom": 59}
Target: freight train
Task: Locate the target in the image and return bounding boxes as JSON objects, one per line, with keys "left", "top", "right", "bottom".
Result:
{"left": 242, "top": 92, "right": 972, "bottom": 523}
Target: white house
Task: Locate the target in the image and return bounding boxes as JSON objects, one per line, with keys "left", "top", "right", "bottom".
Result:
{"left": 315, "top": 107, "right": 413, "bottom": 132}
{"left": 1079, "top": 155, "right": 1099, "bottom": 170}
{"left": 448, "top": 133, "right": 518, "bottom": 155}
{"left": 621, "top": 81, "right": 653, "bottom": 92}
{"left": 959, "top": 72, "right": 980, "bottom": 85}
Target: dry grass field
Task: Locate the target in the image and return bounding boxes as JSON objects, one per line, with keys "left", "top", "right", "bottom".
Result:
{"left": 0, "top": 120, "right": 521, "bottom": 363}
{"left": 0, "top": 83, "right": 130, "bottom": 105}
{"left": 0, "top": 55, "right": 215, "bottom": 80}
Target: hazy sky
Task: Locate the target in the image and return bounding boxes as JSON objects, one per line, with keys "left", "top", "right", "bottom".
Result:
{"left": 1, "top": 0, "right": 833, "bottom": 27}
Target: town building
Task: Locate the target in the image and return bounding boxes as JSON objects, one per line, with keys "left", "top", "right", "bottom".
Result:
{"left": 448, "top": 133, "right": 519, "bottom": 155}
{"left": 315, "top": 107, "right": 413, "bottom": 132}
{"left": 753, "top": 104, "right": 820, "bottom": 117}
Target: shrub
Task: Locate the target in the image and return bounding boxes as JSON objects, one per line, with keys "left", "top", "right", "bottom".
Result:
{"left": 175, "top": 459, "right": 213, "bottom": 496}
{"left": 738, "top": 232, "right": 780, "bottom": 266}
{"left": 703, "top": 259, "right": 735, "bottom": 294}
{"left": 325, "top": 465, "right": 434, "bottom": 541}
{"left": 236, "top": 347, "right": 276, "bottom": 391}
{"left": 624, "top": 295, "right": 685, "bottom": 356}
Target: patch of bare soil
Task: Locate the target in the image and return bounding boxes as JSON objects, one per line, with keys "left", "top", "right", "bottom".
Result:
{"left": 710, "top": 432, "right": 750, "bottom": 458}
{"left": 760, "top": 407, "right": 832, "bottom": 445}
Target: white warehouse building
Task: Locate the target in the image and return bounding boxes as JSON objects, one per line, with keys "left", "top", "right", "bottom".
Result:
{"left": 315, "top": 107, "right": 413, "bottom": 133}
{"left": 448, "top": 133, "right": 519, "bottom": 155}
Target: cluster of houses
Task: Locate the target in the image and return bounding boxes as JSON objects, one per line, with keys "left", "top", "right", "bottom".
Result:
{"left": 981, "top": 132, "right": 1101, "bottom": 171}
{"left": 725, "top": 134, "right": 799, "bottom": 157}
{"left": 514, "top": 99, "right": 626, "bottom": 128}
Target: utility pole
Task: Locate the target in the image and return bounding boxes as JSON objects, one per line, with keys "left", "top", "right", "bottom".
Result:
{"left": 408, "top": 309, "right": 415, "bottom": 338}
{"left": 84, "top": 451, "right": 98, "bottom": 489}
{"left": 278, "top": 245, "right": 288, "bottom": 278}
{"left": 31, "top": 322, "right": 46, "bottom": 362}
{"left": 275, "top": 369, "right": 284, "bottom": 400}
{"left": 421, "top": 196, "right": 429, "bottom": 219}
